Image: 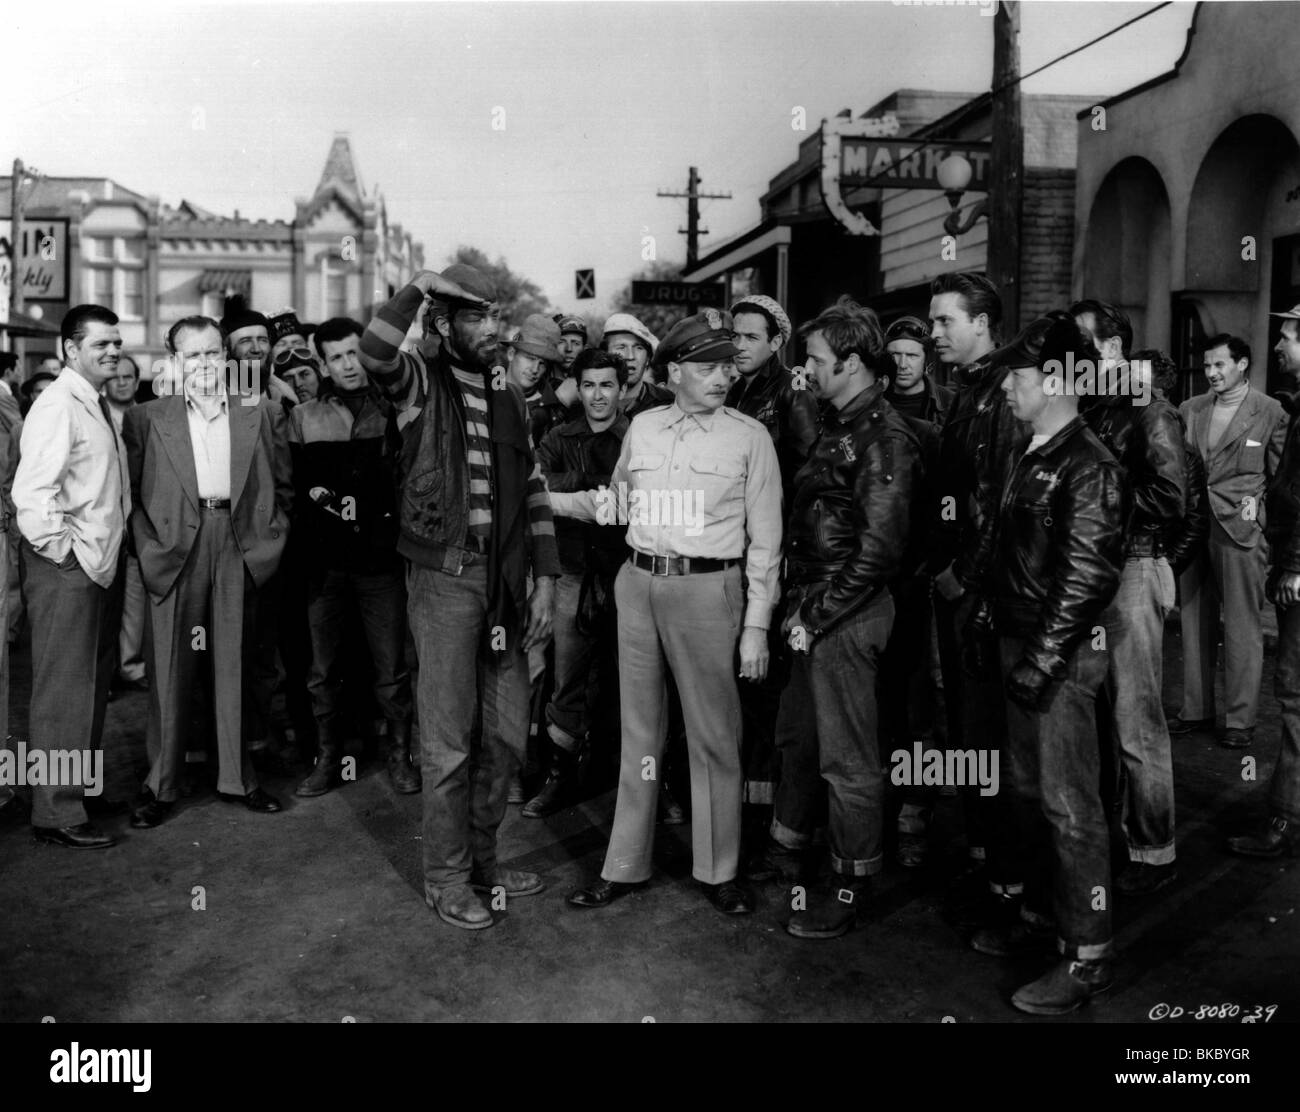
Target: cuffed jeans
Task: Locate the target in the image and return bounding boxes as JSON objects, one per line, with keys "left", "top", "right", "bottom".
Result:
{"left": 407, "top": 561, "right": 530, "bottom": 894}
{"left": 545, "top": 571, "right": 597, "bottom": 750}
{"left": 1000, "top": 635, "right": 1112, "bottom": 960}
{"left": 307, "top": 567, "right": 411, "bottom": 729}
{"left": 1101, "top": 556, "right": 1177, "bottom": 865}
{"left": 1268, "top": 601, "right": 1300, "bottom": 824}
{"left": 771, "top": 592, "right": 893, "bottom": 877}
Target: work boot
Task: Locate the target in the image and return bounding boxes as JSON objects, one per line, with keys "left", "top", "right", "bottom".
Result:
{"left": 294, "top": 724, "right": 344, "bottom": 798}
{"left": 386, "top": 719, "right": 421, "bottom": 794}
{"left": 744, "top": 836, "right": 803, "bottom": 883}
{"left": 1227, "top": 815, "right": 1298, "bottom": 858}
{"left": 522, "top": 743, "right": 583, "bottom": 818}
{"left": 786, "top": 874, "right": 868, "bottom": 939}
{"left": 1011, "top": 957, "right": 1113, "bottom": 1015}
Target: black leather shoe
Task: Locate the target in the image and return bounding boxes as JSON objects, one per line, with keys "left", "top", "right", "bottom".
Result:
{"left": 1227, "top": 816, "right": 1298, "bottom": 858}
{"left": 33, "top": 822, "right": 116, "bottom": 849}
{"left": 1219, "top": 727, "right": 1254, "bottom": 750}
{"left": 1167, "top": 715, "right": 1213, "bottom": 736}
{"left": 218, "top": 788, "right": 282, "bottom": 813}
{"left": 704, "top": 880, "right": 753, "bottom": 915}
{"left": 566, "top": 878, "right": 644, "bottom": 908}
{"left": 130, "top": 798, "right": 175, "bottom": 829}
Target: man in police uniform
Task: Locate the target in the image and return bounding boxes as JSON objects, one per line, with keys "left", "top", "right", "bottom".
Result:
{"left": 559, "top": 311, "right": 783, "bottom": 915}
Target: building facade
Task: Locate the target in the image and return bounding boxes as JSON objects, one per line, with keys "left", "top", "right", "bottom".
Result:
{"left": 1073, "top": 2, "right": 1300, "bottom": 399}
{"left": 2, "top": 134, "right": 423, "bottom": 375}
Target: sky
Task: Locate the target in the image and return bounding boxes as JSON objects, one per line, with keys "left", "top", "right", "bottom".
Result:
{"left": 6, "top": 0, "right": 1198, "bottom": 315}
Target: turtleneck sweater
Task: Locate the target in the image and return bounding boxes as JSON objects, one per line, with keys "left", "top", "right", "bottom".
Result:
{"left": 1209, "top": 380, "right": 1249, "bottom": 450}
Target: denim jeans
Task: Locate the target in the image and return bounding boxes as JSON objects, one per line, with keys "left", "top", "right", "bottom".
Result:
{"left": 307, "top": 567, "right": 412, "bottom": 729}
{"left": 407, "top": 561, "right": 531, "bottom": 893}
{"left": 771, "top": 592, "right": 893, "bottom": 876}
{"left": 1101, "top": 556, "right": 1176, "bottom": 864}
{"left": 546, "top": 571, "right": 599, "bottom": 750}
{"left": 934, "top": 590, "right": 1022, "bottom": 893}
{"left": 1269, "top": 602, "right": 1300, "bottom": 824}
{"left": 1000, "top": 635, "right": 1112, "bottom": 960}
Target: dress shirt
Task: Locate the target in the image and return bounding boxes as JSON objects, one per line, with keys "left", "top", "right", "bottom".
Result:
{"left": 551, "top": 400, "right": 782, "bottom": 628}
{"left": 13, "top": 367, "right": 129, "bottom": 587}
{"left": 185, "top": 380, "right": 232, "bottom": 500}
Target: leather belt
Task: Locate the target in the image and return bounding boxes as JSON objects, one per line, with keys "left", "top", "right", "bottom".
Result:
{"left": 199, "top": 498, "right": 231, "bottom": 509}
{"left": 631, "top": 551, "right": 738, "bottom": 576}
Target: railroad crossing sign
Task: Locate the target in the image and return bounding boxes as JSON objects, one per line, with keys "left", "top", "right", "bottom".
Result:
{"left": 575, "top": 269, "right": 596, "bottom": 299}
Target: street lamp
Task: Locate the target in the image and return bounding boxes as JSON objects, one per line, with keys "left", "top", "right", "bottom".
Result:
{"left": 938, "top": 154, "right": 988, "bottom": 238}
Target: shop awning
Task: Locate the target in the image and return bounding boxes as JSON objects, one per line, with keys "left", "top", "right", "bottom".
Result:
{"left": 0, "top": 309, "right": 59, "bottom": 337}
{"left": 197, "top": 269, "right": 252, "bottom": 297}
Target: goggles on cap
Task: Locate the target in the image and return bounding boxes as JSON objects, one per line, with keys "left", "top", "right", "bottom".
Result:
{"left": 273, "top": 346, "right": 317, "bottom": 368}
{"left": 885, "top": 318, "right": 932, "bottom": 346}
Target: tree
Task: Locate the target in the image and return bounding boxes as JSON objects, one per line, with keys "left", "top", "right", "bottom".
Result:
{"left": 447, "top": 245, "right": 551, "bottom": 324}
{"left": 609, "top": 259, "right": 693, "bottom": 341}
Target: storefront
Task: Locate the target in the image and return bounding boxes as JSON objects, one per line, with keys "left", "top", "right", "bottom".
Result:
{"left": 1074, "top": 2, "right": 1300, "bottom": 399}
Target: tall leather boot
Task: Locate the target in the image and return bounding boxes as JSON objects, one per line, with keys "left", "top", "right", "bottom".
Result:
{"left": 522, "top": 742, "right": 583, "bottom": 819}
{"left": 786, "top": 873, "right": 869, "bottom": 939}
{"left": 387, "top": 718, "right": 421, "bottom": 794}
{"left": 295, "top": 723, "right": 344, "bottom": 798}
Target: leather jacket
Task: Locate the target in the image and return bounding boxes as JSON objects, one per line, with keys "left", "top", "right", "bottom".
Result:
{"left": 725, "top": 354, "right": 819, "bottom": 500}
{"left": 1083, "top": 380, "right": 1186, "bottom": 558}
{"left": 537, "top": 413, "right": 631, "bottom": 575}
{"left": 885, "top": 375, "right": 953, "bottom": 427}
{"left": 975, "top": 416, "right": 1125, "bottom": 679}
{"left": 785, "top": 380, "right": 922, "bottom": 636}
{"left": 928, "top": 355, "right": 1025, "bottom": 586}
{"left": 1164, "top": 421, "right": 1211, "bottom": 577}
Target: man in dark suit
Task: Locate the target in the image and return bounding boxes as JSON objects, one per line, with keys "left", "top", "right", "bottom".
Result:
{"left": 1175, "top": 334, "right": 1288, "bottom": 750}
{"left": 124, "top": 315, "right": 293, "bottom": 827}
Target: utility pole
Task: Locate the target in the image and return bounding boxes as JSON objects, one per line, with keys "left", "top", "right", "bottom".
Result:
{"left": 986, "top": 1, "right": 1023, "bottom": 337}
{"left": 658, "top": 166, "right": 732, "bottom": 268}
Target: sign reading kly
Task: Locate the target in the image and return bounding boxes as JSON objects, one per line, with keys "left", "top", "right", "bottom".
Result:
{"left": 0, "top": 219, "right": 69, "bottom": 301}
{"left": 840, "top": 139, "right": 992, "bottom": 191}
{"left": 630, "top": 280, "right": 725, "bottom": 307}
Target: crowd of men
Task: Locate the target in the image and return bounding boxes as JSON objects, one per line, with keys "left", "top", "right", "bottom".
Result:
{"left": 2, "top": 262, "right": 1298, "bottom": 1017}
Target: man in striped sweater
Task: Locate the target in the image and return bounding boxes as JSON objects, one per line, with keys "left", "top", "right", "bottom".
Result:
{"left": 360, "top": 264, "right": 560, "bottom": 931}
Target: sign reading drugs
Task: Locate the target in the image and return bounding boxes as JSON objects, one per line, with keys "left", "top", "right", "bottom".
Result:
{"left": 840, "top": 139, "right": 992, "bottom": 190}
{"left": 630, "top": 280, "right": 725, "bottom": 307}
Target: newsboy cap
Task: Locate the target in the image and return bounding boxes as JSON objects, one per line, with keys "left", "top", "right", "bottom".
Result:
{"left": 511, "top": 313, "right": 562, "bottom": 362}
{"left": 428, "top": 264, "right": 499, "bottom": 313}
{"left": 730, "top": 294, "right": 792, "bottom": 347}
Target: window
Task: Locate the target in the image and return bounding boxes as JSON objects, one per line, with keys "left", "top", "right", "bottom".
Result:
{"left": 326, "top": 270, "right": 347, "bottom": 318}
{"left": 82, "top": 235, "right": 147, "bottom": 319}
{"left": 200, "top": 292, "right": 225, "bottom": 320}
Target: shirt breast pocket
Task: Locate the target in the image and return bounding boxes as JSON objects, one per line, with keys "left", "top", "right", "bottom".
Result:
{"left": 627, "top": 453, "right": 667, "bottom": 477}
{"left": 690, "top": 454, "right": 744, "bottom": 514}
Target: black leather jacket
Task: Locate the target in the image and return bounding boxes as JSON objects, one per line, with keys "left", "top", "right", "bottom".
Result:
{"left": 928, "top": 355, "right": 1025, "bottom": 585}
{"left": 1164, "top": 418, "right": 1211, "bottom": 577}
{"left": 1083, "top": 383, "right": 1186, "bottom": 557}
{"left": 785, "top": 380, "right": 922, "bottom": 636}
{"left": 537, "top": 414, "right": 630, "bottom": 575}
{"left": 725, "top": 354, "right": 819, "bottom": 500}
{"left": 976, "top": 416, "right": 1125, "bottom": 679}
{"left": 1267, "top": 390, "right": 1300, "bottom": 576}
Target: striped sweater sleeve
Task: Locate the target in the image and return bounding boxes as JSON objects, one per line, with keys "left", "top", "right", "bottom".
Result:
{"left": 524, "top": 427, "right": 561, "bottom": 579}
{"left": 360, "top": 284, "right": 424, "bottom": 409}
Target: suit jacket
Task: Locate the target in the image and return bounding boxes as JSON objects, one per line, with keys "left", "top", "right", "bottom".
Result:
{"left": 1180, "top": 385, "right": 1288, "bottom": 549}
{"left": 123, "top": 392, "right": 293, "bottom": 602}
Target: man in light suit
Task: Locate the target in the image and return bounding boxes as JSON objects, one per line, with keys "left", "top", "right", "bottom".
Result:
{"left": 1175, "top": 334, "right": 1288, "bottom": 749}
{"left": 124, "top": 315, "right": 293, "bottom": 827}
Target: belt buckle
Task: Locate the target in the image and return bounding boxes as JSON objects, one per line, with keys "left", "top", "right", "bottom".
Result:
{"left": 651, "top": 554, "right": 670, "bottom": 576}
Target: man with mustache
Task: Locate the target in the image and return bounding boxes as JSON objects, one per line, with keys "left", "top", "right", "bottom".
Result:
{"left": 563, "top": 310, "right": 782, "bottom": 917}
{"left": 13, "top": 304, "right": 130, "bottom": 848}
{"left": 361, "top": 264, "right": 560, "bottom": 931}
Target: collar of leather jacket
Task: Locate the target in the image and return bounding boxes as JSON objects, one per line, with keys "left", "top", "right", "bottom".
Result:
{"left": 1019, "top": 414, "right": 1089, "bottom": 458}
{"left": 956, "top": 353, "right": 994, "bottom": 386}
{"left": 730, "top": 354, "right": 787, "bottom": 399}
{"left": 832, "top": 378, "right": 890, "bottom": 423}
{"left": 554, "top": 412, "right": 629, "bottom": 438}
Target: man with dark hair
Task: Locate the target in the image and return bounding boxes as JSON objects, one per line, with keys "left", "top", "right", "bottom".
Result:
{"left": 104, "top": 354, "right": 149, "bottom": 695}
{"left": 754, "top": 296, "right": 920, "bottom": 935}
{"left": 13, "top": 304, "right": 129, "bottom": 848}
{"left": 925, "top": 272, "right": 1024, "bottom": 903}
{"left": 602, "top": 313, "right": 671, "bottom": 419}
{"left": 722, "top": 293, "right": 818, "bottom": 853}
{"left": 290, "top": 315, "right": 415, "bottom": 798}
{"left": 1229, "top": 306, "right": 1300, "bottom": 856}
{"left": 564, "top": 311, "right": 782, "bottom": 917}
{"left": 361, "top": 265, "right": 559, "bottom": 931}
{"left": 1074, "top": 301, "right": 1187, "bottom": 896}
{"left": 969, "top": 311, "right": 1125, "bottom": 1015}
{"left": 879, "top": 313, "right": 950, "bottom": 867}
{"left": 124, "top": 315, "right": 292, "bottom": 828}
{"left": 1175, "top": 334, "right": 1288, "bottom": 749}
{"left": 525, "top": 348, "right": 630, "bottom": 817}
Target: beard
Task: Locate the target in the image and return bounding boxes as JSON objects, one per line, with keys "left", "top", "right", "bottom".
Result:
{"left": 448, "top": 320, "right": 496, "bottom": 371}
